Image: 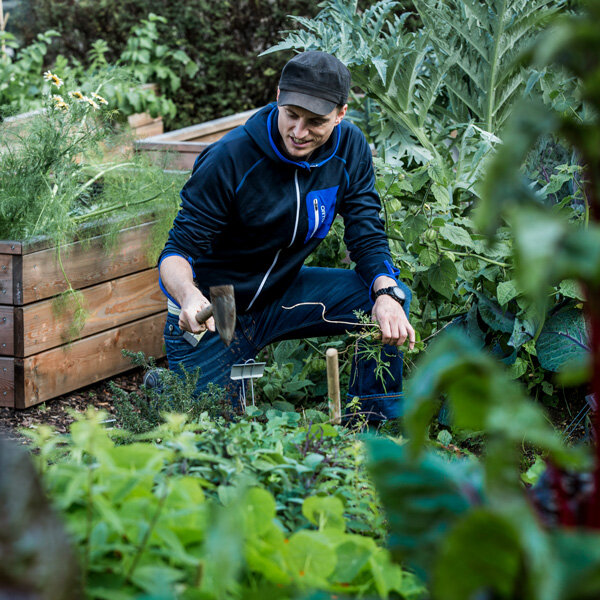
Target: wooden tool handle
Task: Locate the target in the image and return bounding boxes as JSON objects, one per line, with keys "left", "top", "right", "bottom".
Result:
{"left": 326, "top": 348, "right": 341, "bottom": 425}
{"left": 195, "top": 304, "right": 213, "bottom": 324}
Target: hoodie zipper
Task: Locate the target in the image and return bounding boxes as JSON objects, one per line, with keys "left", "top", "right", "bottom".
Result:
{"left": 247, "top": 170, "right": 301, "bottom": 311}
{"left": 310, "top": 197, "right": 320, "bottom": 240}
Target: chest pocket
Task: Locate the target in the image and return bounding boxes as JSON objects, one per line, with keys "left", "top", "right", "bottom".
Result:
{"left": 304, "top": 186, "right": 339, "bottom": 244}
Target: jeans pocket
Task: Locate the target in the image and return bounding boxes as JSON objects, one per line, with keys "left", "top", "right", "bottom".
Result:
{"left": 164, "top": 315, "right": 185, "bottom": 340}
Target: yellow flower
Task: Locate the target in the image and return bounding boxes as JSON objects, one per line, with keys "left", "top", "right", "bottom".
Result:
{"left": 43, "top": 71, "right": 64, "bottom": 88}
{"left": 51, "top": 94, "right": 64, "bottom": 103}
{"left": 68, "top": 90, "right": 85, "bottom": 100}
{"left": 91, "top": 92, "right": 108, "bottom": 105}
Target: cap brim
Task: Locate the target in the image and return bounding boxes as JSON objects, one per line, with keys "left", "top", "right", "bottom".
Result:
{"left": 277, "top": 90, "right": 337, "bottom": 116}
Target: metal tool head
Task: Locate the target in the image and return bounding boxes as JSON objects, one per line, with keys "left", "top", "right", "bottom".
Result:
{"left": 209, "top": 284, "right": 236, "bottom": 346}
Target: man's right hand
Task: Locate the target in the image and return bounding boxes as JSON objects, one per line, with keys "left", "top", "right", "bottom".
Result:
{"left": 159, "top": 255, "right": 215, "bottom": 334}
{"left": 178, "top": 288, "right": 215, "bottom": 334}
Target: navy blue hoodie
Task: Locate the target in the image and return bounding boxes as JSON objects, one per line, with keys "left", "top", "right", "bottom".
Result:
{"left": 159, "top": 103, "right": 396, "bottom": 312}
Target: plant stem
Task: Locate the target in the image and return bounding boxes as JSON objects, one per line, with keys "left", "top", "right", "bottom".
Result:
{"left": 125, "top": 476, "right": 170, "bottom": 583}
{"left": 72, "top": 186, "right": 171, "bottom": 223}
{"left": 438, "top": 246, "right": 510, "bottom": 268}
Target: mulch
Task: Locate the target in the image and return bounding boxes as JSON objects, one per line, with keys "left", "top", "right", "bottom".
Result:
{"left": 0, "top": 362, "right": 166, "bottom": 445}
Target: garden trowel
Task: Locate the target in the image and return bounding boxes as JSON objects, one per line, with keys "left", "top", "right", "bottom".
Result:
{"left": 182, "top": 284, "right": 236, "bottom": 347}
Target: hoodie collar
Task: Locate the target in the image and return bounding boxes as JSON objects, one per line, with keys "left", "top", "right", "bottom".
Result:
{"left": 266, "top": 105, "right": 340, "bottom": 171}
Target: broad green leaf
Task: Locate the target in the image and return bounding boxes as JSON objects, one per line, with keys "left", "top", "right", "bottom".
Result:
{"left": 433, "top": 510, "right": 524, "bottom": 600}
{"left": 558, "top": 279, "right": 585, "bottom": 301}
{"left": 367, "top": 437, "right": 478, "bottom": 578}
{"left": 439, "top": 224, "right": 474, "bottom": 248}
{"left": 475, "top": 292, "right": 515, "bottom": 333}
{"left": 536, "top": 309, "right": 590, "bottom": 372}
{"left": 285, "top": 530, "right": 337, "bottom": 583}
{"left": 428, "top": 258, "right": 458, "bottom": 299}
{"left": 302, "top": 496, "right": 345, "bottom": 531}
{"left": 334, "top": 537, "right": 375, "bottom": 582}
{"left": 497, "top": 280, "right": 519, "bottom": 306}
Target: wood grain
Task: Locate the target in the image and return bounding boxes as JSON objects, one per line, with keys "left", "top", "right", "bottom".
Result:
{"left": 0, "top": 306, "right": 14, "bottom": 356}
{"left": 0, "top": 358, "right": 14, "bottom": 407}
{"left": 19, "top": 221, "right": 157, "bottom": 304}
{"left": 16, "top": 268, "right": 165, "bottom": 357}
{"left": 0, "top": 255, "right": 13, "bottom": 305}
{"left": 16, "top": 312, "right": 166, "bottom": 408}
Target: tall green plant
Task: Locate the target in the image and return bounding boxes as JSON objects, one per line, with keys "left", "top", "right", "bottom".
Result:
{"left": 365, "top": 2, "right": 600, "bottom": 597}
{"left": 416, "top": 0, "right": 565, "bottom": 132}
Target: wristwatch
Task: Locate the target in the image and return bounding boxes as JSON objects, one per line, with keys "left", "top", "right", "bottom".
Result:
{"left": 374, "top": 285, "right": 406, "bottom": 306}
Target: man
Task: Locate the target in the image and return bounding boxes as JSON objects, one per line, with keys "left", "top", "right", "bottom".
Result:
{"left": 157, "top": 51, "right": 414, "bottom": 421}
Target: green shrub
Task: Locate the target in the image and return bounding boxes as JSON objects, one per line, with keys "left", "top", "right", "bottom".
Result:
{"left": 12, "top": 0, "right": 318, "bottom": 128}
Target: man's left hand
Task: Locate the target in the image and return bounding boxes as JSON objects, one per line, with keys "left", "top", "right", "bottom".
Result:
{"left": 372, "top": 294, "right": 415, "bottom": 348}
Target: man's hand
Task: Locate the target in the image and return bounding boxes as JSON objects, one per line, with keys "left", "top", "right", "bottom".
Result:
{"left": 371, "top": 275, "right": 415, "bottom": 348}
{"left": 372, "top": 294, "right": 415, "bottom": 348}
{"left": 178, "top": 288, "right": 215, "bottom": 334}
{"left": 159, "top": 255, "right": 215, "bottom": 334}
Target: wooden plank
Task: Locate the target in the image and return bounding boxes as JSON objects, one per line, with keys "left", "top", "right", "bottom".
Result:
{"left": 140, "top": 149, "right": 199, "bottom": 171}
{"left": 128, "top": 111, "right": 157, "bottom": 129}
{"left": 16, "top": 312, "right": 166, "bottom": 408}
{"left": 0, "top": 306, "right": 14, "bottom": 356}
{"left": 0, "top": 255, "right": 14, "bottom": 305}
{"left": 135, "top": 139, "right": 211, "bottom": 153}
{"left": 132, "top": 120, "right": 164, "bottom": 140}
{"left": 188, "top": 128, "right": 236, "bottom": 143}
{"left": 18, "top": 220, "right": 158, "bottom": 305}
{"left": 142, "top": 108, "right": 260, "bottom": 143}
{"left": 0, "top": 242, "right": 23, "bottom": 255}
{"left": 0, "top": 358, "right": 14, "bottom": 408}
{"left": 17, "top": 268, "right": 164, "bottom": 357}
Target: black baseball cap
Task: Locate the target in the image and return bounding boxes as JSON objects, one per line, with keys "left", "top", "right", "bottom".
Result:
{"left": 278, "top": 51, "right": 351, "bottom": 116}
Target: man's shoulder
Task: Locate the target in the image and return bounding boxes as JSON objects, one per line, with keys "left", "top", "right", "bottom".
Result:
{"left": 337, "top": 119, "right": 371, "bottom": 161}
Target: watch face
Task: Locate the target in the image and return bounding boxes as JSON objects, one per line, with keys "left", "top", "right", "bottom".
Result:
{"left": 391, "top": 286, "right": 406, "bottom": 302}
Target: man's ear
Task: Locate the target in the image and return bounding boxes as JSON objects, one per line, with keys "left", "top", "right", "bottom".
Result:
{"left": 334, "top": 104, "right": 348, "bottom": 125}
{"left": 276, "top": 87, "right": 280, "bottom": 101}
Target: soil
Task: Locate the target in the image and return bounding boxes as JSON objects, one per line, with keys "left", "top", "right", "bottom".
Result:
{"left": 0, "top": 359, "right": 166, "bottom": 445}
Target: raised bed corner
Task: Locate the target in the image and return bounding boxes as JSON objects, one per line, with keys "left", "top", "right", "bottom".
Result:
{"left": 0, "top": 220, "right": 167, "bottom": 408}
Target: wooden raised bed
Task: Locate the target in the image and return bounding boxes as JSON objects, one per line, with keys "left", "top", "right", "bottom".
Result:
{"left": 0, "top": 220, "right": 166, "bottom": 408}
{"left": 135, "top": 108, "right": 261, "bottom": 170}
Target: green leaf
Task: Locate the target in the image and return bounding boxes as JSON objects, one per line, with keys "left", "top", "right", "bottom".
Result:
{"left": 536, "top": 309, "right": 590, "bottom": 372}
{"left": 433, "top": 510, "right": 523, "bottom": 600}
{"left": 428, "top": 258, "right": 458, "bottom": 299}
{"left": 558, "top": 279, "right": 585, "bottom": 301}
{"left": 367, "top": 437, "right": 477, "bottom": 578}
{"left": 497, "top": 280, "right": 519, "bottom": 306}
{"left": 302, "top": 496, "right": 345, "bottom": 531}
{"left": 475, "top": 292, "right": 515, "bottom": 334}
{"left": 285, "top": 530, "right": 337, "bottom": 583}
{"left": 439, "top": 224, "right": 474, "bottom": 249}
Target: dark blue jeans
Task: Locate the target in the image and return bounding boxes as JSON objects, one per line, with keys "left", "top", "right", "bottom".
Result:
{"left": 163, "top": 267, "right": 412, "bottom": 421}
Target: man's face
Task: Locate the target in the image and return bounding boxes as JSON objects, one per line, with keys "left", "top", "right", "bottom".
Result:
{"left": 276, "top": 90, "right": 347, "bottom": 160}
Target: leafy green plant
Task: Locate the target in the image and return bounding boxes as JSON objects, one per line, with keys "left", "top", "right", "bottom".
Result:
{"left": 24, "top": 408, "right": 424, "bottom": 599}
{"left": 14, "top": 0, "right": 319, "bottom": 128}
{"left": 364, "top": 2, "right": 600, "bottom": 597}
